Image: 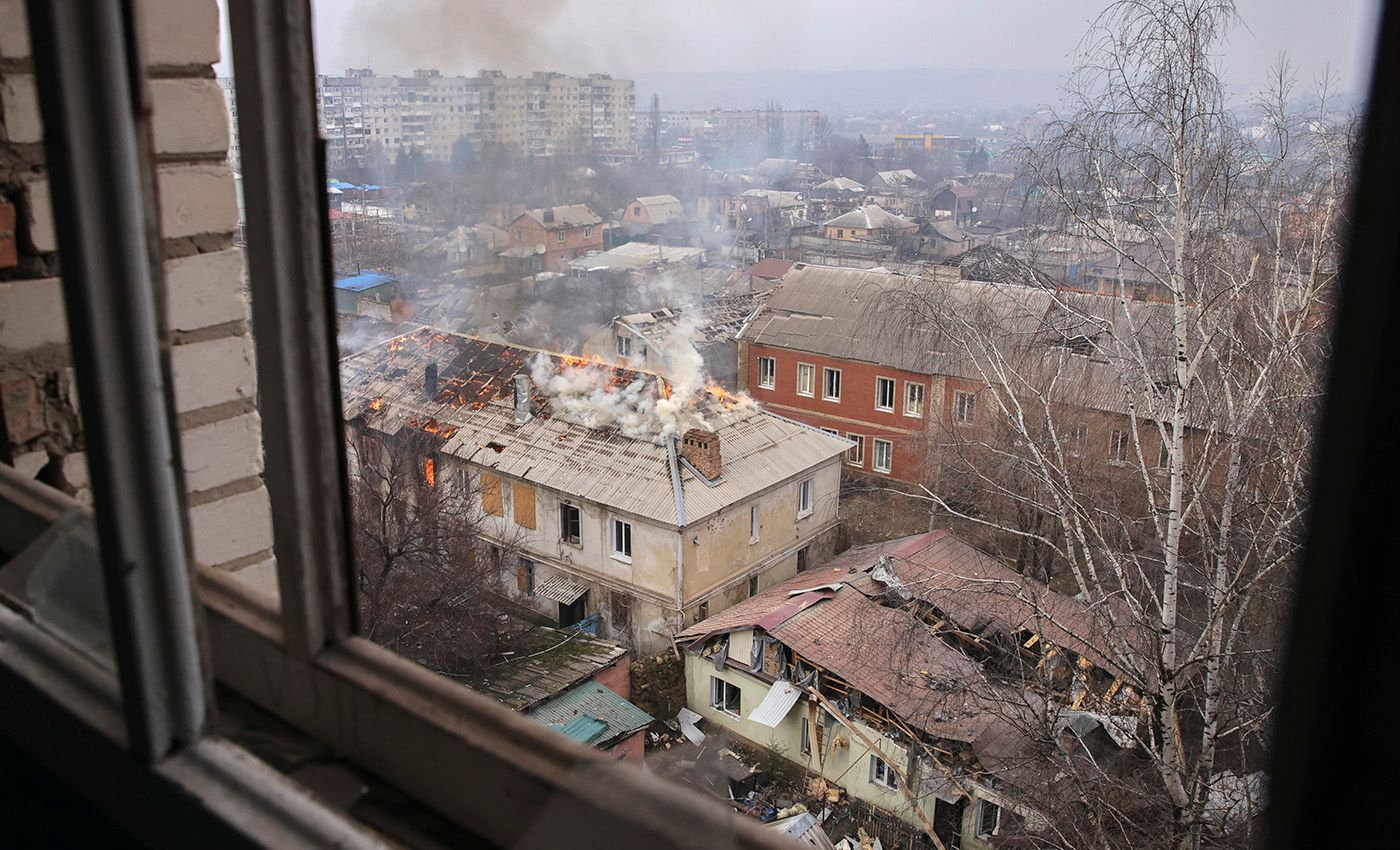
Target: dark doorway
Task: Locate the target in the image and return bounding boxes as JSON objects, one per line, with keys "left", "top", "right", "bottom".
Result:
{"left": 559, "top": 593, "right": 588, "bottom": 627}
{"left": 796, "top": 545, "right": 810, "bottom": 572}
{"left": 933, "top": 797, "right": 966, "bottom": 849}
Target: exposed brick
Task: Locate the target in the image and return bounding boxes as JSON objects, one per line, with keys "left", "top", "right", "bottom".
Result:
{"left": 226, "top": 557, "right": 281, "bottom": 602}
{"left": 0, "top": 278, "right": 67, "bottom": 351}
{"left": 171, "top": 333, "right": 256, "bottom": 414}
{"left": 165, "top": 248, "right": 248, "bottom": 331}
{"left": 189, "top": 484, "right": 274, "bottom": 567}
{"left": 1, "top": 75, "right": 42, "bottom": 144}
{"left": 0, "top": 0, "right": 31, "bottom": 60}
{"left": 156, "top": 163, "right": 238, "bottom": 239}
{"left": 24, "top": 178, "right": 56, "bottom": 253}
{"left": 181, "top": 411, "right": 264, "bottom": 493}
{"left": 136, "top": 0, "right": 221, "bottom": 68}
{"left": 151, "top": 78, "right": 231, "bottom": 156}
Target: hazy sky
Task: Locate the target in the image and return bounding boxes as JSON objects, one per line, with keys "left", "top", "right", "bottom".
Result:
{"left": 216, "top": 0, "right": 1381, "bottom": 98}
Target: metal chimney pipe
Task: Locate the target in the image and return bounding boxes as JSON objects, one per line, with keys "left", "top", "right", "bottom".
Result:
{"left": 513, "top": 373, "right": 532, "bottom": 424}
{"left": 425, "top": 363, "right": 438, "bottom": 397}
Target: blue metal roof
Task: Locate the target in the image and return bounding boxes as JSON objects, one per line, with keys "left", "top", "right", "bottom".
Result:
{"left": 526, "top": 680, "right": 653, "bottom": 747}
{"left": 333, "top": 272, "right": 396, "bottom": 292}
{"left": 553, "top": 715, "right": 609, "bottom": 745}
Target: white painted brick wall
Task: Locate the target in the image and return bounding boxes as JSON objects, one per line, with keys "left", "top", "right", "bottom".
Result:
{"left": 189, "top": 485, "right": 274, "bottom": 566}
{"left": 165, "top": 248, "right": 249, "bottom": 332}
{"left": 157, "top": 164, "right": 240, "bottom": 238}
{"left": 0, "top": 278, "right": 66, "bottom": 351}
{"left": 24, "top": 177, "right": 56, "bottom": 252}
{"left": 1, "top": 74, "right": 42, "bottom": 144}
{"left": 136, "top": 0, "right": 220, "bottom": 68}
{"left": 151, "top": 78, "right": 231, "bottom": 156}
{"left": 0, "top": 0, "right": 31, "bottom": 60}
{"left": 171, "top": 334, "right": 257, "bottom": 413}
{"left": 181, "top": 412, "right": 265, "bottom": 493}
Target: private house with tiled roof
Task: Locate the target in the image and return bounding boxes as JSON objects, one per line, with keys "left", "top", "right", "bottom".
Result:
{"left": 821, "top": 205, "right": 918, "bottom": 243}
{"left": 676, "top": 531, "right": 1149, "bottom": 850}
{"left": 340, "top": 328, "right": 852, "bottom": 653}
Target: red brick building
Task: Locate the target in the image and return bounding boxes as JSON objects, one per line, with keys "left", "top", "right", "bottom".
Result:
{"left": 506, "top": 204, "right": 604, "bottom": 272}
{"left": 737, "top": 263, "right": 1187, "bottom": 486}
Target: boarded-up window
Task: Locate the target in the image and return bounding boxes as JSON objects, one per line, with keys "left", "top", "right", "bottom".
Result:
{"left": 481, "top": 473, "right": 503, "bottom": 516}
{"left": 512, "top": 481, "right": 536, "bottom": 528}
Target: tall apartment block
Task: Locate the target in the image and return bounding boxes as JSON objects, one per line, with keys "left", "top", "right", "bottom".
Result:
{"left": 307, "top": 69, "right": 636, "bottom": 170}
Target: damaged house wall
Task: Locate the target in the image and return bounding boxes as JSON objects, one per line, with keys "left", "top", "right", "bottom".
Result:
{"left": 0, "top": 0, "right": 275, "bottom": 582}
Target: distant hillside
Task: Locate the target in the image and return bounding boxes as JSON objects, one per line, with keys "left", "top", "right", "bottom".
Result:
{"left": 633, "top": 67, "right": 1065, "bottom": 113}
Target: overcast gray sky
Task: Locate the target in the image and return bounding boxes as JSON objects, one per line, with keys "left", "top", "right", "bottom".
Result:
{"left": 217, "top": 0, "right": 1381, "bottom": 98}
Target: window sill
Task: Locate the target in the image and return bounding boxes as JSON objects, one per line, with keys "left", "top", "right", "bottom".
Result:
{"left": 199, "top": 568, "right": 789, "bottom": 850}
{"left": 796, "top": 511, "right": 813, "bottom": 521}
{"left": 822, "top": 397, "right": 841, "bottom": 403}
{"left": 874, "top": 407, "right": 894, "bottom": 414}
{"left": 796, "top": 392, "right": 814, "bottom": 398}
{"left": 609, "top": 553, "right": 633, "bottom": 564}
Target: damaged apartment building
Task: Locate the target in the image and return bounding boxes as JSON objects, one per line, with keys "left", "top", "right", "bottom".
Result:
{"left": 581, "top": 291, "right": 767, "bottom": 388}
{"left": 677, "top": 530, "right": 1151, "bottom": 850}
{"left": 340, "top": 328, "right": 852, "bottom": 653}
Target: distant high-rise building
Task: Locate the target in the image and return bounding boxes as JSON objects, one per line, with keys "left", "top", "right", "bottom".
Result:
{"left": 310, "top": 68, "right": 635, "bottom": 171}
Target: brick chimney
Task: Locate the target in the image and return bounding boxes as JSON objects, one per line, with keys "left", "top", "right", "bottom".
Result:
{"left": 680, "top": 428, "right": 721, "bottom": 479}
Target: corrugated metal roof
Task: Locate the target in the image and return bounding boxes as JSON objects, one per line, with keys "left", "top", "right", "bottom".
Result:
{"left": 526, "top": 680, "right": 654, "bottom": 746}
{"left": 629, "top": 195, "right": 685, "bottom": 223}
{"left": 553, "top": 715, "right": 609, "bottom": 744}
{"left": 340, "top": 329, "right": 850, "bottom": 526}
{"left": 747, "top": 679, "right": 803, "bottom": 727}
{"left": 535, "top": 574, "right": 589, "bottom": 605}
{"left": 334, "top": 272, "right": 396, "bottom": 292}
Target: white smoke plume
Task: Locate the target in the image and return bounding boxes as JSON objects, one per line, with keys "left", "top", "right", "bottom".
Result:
{"left": 530, "top": 310, "right": 752, "bottom": 440}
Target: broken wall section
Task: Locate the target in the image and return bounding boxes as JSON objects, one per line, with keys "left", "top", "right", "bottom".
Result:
{"left": 0, "top": 0, "right": 275, "bottom": 581}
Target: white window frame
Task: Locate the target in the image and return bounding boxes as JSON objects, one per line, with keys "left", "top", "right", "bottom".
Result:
{"left": 873, "top": 439, "right": 893, "bottom": 474}
{"left": 757, "top": 355, "right": 776, "bottom": 389}
{"left": 1110, "top": 429, "right": 1131, "bottom": 463}
{"left": 616, "top": 334, "right": 632, "bottom": 357}
{"left": 796, "top": 362, "right": 815, "bottom": 397}
{"left": 875, "top": 376, "right": 896, "bottom": 412}
{"left": 954, "top": 390, "right": 977, "bottom": 424}
{"left": 610, "top": 518, "right": 633, "bottom": 562}
{"left": 710, "top": 676, "right": 742, "bottom": 717}
{"left": 750, "top": 504, "right": 760, "bottom": 543}
{"left": 823, "top": 367, "right": 842, "bottom": 402}
{"left": 870, "top": 755, "right": 898, "bottom": 790}
{"left": 977, "top": 800, "right": 1001, "bottom": 837}
{"left": 904, "top": 381, "right": 925, "bottom": 418}
{"left": 847, "top": 434, "right": 865, "bottom": 466}
{"left": 797, "top": 478, "right": 813, "bottom": 518}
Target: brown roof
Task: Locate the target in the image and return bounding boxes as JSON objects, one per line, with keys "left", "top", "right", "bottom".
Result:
{"left": 515, "top": 204, "right": 602, "bottom": 230}
{"left": 747, "top": 258, "right": 795, "bottom": 281}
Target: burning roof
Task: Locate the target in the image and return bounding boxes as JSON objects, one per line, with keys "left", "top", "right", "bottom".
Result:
{"left": 340, "top": 328, "right": 850, "bottom": 526}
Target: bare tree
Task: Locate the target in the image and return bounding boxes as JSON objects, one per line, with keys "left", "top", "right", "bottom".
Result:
{"left": 870, "top": 3, "right": 1351, "bottom": 848}
{"left": 347, "top": 430, "right": 525, "bottom": 677}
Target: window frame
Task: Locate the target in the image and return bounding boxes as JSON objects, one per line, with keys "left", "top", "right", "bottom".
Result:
{"left": 978, "top": 800, "right": 1001, "bottom": 837}
{"left": 796, "top": 362, "right": 816, "bottom": 397}
{"left": 904, "top": 381, "right": 925, "bottom": 418}
{"left": 954, "top": 389, "right": 977, "bottom": 425}
{"left": 750, "top": 504, "right": 760, "bottom": 543}
{"left": 875, "top": 376, "right": 896, "bottom": 412}
{"left": 559, "top": 501, "right": 582, "bottom": 545}
{"left": 822, "top": 367, "right": 842, "bottom": 402}
{"left": 616, "top": 334, "right": 632, "bottom": 357}
{"left": 870, "top": 755, "right": 898, "bottom": 790}
{"left": 797, "top": 478, "right": 813, "bottom": 518}
{"left": 1109, "top": 429, "right": 1131, "bottom": 463}
{"left": 872, "top": 438, "right": 894, "bottom": 474}
{"left": 610, "top": 517, "right": 633, "bottom": 562}
{"left": 710, "top": 676, "right": 742, "bottom": 717}
{"left": 757, "top": 355, "right": 776, "bottom": 389}
{"left": 847, "top": 434, "right": 865, "bottom": 466}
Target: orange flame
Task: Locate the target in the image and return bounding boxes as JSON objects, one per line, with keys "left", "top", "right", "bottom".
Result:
{"left": 423, "top": 457, "right": 436, "bottom": 487}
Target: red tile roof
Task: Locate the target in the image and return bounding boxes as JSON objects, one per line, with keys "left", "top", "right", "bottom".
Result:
{"left": 747, "top": 258, "right": 795, "bottom": 280}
